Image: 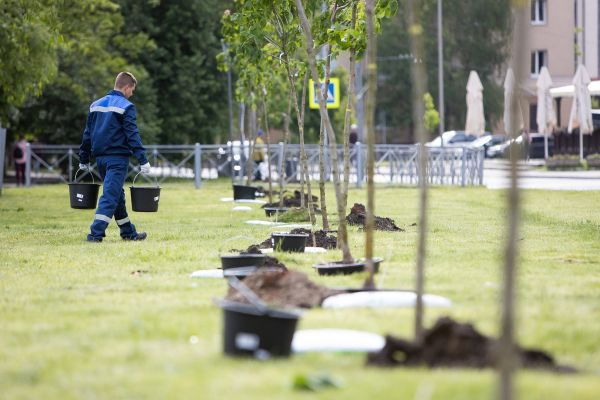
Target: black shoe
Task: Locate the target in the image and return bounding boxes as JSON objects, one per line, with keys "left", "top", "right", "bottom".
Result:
{"left": 123, "top": 232, "right": 147, "bottom": 241}
{"left": 87, "top": 235, "right": 102, "bottom": 242}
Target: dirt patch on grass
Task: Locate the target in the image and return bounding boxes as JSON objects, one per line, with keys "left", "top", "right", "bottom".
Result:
{"left": 346, "top": 203, "right": 404, "bottom": 232}
{"left": 225, "top": 269, "right": 342, "bottom": 309}
{"left": 367, "top": 316, "right": 577, "bottom": 373}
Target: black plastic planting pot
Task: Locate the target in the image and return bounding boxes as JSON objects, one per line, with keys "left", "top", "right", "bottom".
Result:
{"left": 264, "top": 207, "right": 289, "bottom": 217}
{"left": 220, "top": 254, "right": 267, "bottom": 269}
{"left": 233, "top": 185, "right": 257, "bottom": 200}
{"left": 271, "top": 232, "right": 309, "bottom": 253}
{"left": 68, "top": 182, "right": 101, "bottom": 209}
{"left": 313, "top": 257, "right": 383, "bottom": 276}
{"left": 220, "top": 300, "right": 300, "bottom": 357}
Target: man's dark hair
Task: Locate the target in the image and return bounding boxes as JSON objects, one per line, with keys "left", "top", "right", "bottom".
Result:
{"left": 115, "top": 72, "right": 137, "bottom": 89}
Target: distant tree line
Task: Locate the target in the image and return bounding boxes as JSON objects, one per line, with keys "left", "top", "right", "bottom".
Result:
{"left": 0, "top": 0, "right": 231, "bottom": 144}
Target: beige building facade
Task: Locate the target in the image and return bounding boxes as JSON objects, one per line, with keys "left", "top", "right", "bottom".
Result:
{"left": 522, "top": 0, "right": 599, "bottom": 132}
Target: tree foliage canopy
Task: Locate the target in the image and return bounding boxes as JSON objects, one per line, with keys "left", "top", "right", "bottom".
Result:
{"left": 2, "top": 0, "right": 230, "bottom": 144}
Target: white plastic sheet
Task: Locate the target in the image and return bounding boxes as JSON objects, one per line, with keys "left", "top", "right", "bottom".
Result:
{"left": 321, "top": 291, "right": 452, "bottom": 309}
{"left": 292, "top": 329, "right": 385, "bottom": 353}
{"left": 189, "top": 269, "right": 223, "bottom": 279}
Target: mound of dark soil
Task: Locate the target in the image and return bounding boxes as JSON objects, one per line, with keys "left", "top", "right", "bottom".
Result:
{"left": 367, "top": 316, "right": 577, "bottom": 373}
{"left": 241, "top": 245, "right": 286, "bottom": 269}
{"left": 262, "top": 190, "right": 318, "bottom": 208}
{"left": 289, "top": 228, "right": 337, "bottom": 249}
{"left": 225, "top": 269, "right": 342, "bottom": 309}
{"left": 346, "top": 203, "right": 404, "bottom": 232}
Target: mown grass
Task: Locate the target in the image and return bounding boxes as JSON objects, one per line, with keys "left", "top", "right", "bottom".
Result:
{"left": 0, "top": 179, "right": 599, "bottom": 399}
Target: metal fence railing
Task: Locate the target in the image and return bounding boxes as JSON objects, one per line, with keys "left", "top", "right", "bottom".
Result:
{"left": 11, "top": 142, "right": 484, "bottom": 188}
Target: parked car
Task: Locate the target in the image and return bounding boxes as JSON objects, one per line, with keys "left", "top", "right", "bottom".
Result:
{"left": 468, "top": 134, "right": 508, "bottom": 157}
{"left": 487, "top": 133, "right": 554, "bottom": 159}
{"left": 425, "top": 130, "right": 480, "bottom": 147}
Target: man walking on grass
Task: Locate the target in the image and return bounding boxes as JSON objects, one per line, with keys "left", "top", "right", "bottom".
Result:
{"left": 79, "top": 72, "right": 151, "bottom": 242}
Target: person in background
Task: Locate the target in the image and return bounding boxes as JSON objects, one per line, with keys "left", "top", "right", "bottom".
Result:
{"left": 349, "top": 124, "right": 358, "bottom": 165}
{"left": 349, "top": 124, "right": 358, "bottom": 146}
{"left": 253, "top": 129, "right": 265, "bottom": 181}
{"left": 13, "top": 134, "right": 28, "bottom": 186}
{"left": 79, "top": 72, "right": 151, "bottom": 242}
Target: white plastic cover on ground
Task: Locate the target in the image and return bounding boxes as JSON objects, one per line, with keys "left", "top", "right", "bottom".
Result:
{"left": 260, "top": 247, "right": 327, "bottom": 254}
{"left": 321, "top": 291, "right": 452, "bottom": 309}
{"left": 232, "top": 206, "right": 252, "bottom": 211}
{"left": 292, "top": 329, "right": 385, "bottom": 353}
{"left": 189, "top": 269, "right": 223, "bottom": 279}
{"left": 220, "top": 197, "right": 266, "bottom": 204}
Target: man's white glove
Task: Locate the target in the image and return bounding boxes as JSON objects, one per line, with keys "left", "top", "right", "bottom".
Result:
{"left": 140, "top": 162, "right": 151, "bottom": 174}
{"left": 79, "top": 163, "right": 91, "bottom": 172}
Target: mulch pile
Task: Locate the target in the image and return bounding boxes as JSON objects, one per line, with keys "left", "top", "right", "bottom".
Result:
{"left": 225, "top": 269, "right": 342, "bottom": 309}
{"left": 262, "top": 190, "right": 318, "bottom": 208}
{"left": 367, "top": 316, "right": 577, "bottom": 373}
{"left": 346, "top": 203, "right": 404, "bottom": 232}
{"left": 253, "top": 229, "right": 337, "bottom": 250}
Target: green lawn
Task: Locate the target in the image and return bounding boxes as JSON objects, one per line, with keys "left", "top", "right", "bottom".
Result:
{"left": 1, "top": 180, "right": 599, "bottom": 399}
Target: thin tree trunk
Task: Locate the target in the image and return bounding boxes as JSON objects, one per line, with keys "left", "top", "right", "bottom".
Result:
{"left": 340, "top": 3, "right": 358, "bottom": 261}
{"left": 318, "top": 120, "right": 330, "bottom": 229}
{"left": 363, "top": 0, "right": 377, "bottom": 289}
{"left": 279, "top": 94, "right": 292, "bottom": 209}
{"left": 299, "top": 71, "right": 316, "bottom": 227}
{"left": 406, "top": 0, "right": 429, "bottom": 343}
{"left": 245, "top": 104, "right": 257, "bottom": 185}
{"left": 294, "top": 0, "right": 353, "bottom": 263}
{"left": 317, "top": 2, "right": 339, "bottom": 231}
{"left": 261, "top": 90, "right": 273, "bottom": 205}
{"left": 499, "top": 6, "right": 527, "bottom": 400}
{"left": 238, "top": 102, "right": 246, "bottom": 184}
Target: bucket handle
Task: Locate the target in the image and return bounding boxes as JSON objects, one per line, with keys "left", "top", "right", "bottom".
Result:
{"left": 132, "top": 170, "right": 159, "bottom": 188}
{"left": 74, "top": 168, "right": 95, "bottom": 184}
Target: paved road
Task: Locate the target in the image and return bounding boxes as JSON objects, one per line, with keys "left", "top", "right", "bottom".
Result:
{"left": 483, "top": 159, "right": 600, "bottom": 191}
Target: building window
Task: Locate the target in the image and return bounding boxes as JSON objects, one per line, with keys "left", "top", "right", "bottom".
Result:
{"left": 531, "top": 50, "right": 547, "bottom": 77}
{"left": 531, "top": 0, "right": 547, "bottom": 24}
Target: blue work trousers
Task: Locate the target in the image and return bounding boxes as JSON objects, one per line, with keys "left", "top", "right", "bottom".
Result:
{"left": 88, "top": 156, "right": 137, "bottom": 240}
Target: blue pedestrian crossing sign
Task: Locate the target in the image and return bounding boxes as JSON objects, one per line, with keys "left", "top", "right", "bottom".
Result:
{"left": 309, "top": 78, "right": 341, "bottom": 109}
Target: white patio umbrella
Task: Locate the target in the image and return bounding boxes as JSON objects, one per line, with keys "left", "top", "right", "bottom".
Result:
{"left": 503, "top": 68, "right": 523, "bottom": 137}
{"left": 536, "top": 66, "right": 556, "bottom": 159}
{"left": 465, "top": 70, "right": 485, "bottom": 136}
{"left": 568, "top": 64, "right": 593, "bottom": 161}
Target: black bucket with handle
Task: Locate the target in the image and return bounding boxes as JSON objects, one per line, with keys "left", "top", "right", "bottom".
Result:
{"left": 68, "top": 169, "right": 101, "bottom": 209}
{"left": 130, "top": 171, "right": 161, "bottom": 212}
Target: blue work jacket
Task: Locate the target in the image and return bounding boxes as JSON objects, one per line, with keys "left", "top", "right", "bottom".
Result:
{"left": 79, "top": 90, "right": 148, "bottom": 165}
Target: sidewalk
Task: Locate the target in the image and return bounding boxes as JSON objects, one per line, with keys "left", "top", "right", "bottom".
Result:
{"left": 484, "top": 159, "right": 600, "bottom": 190}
